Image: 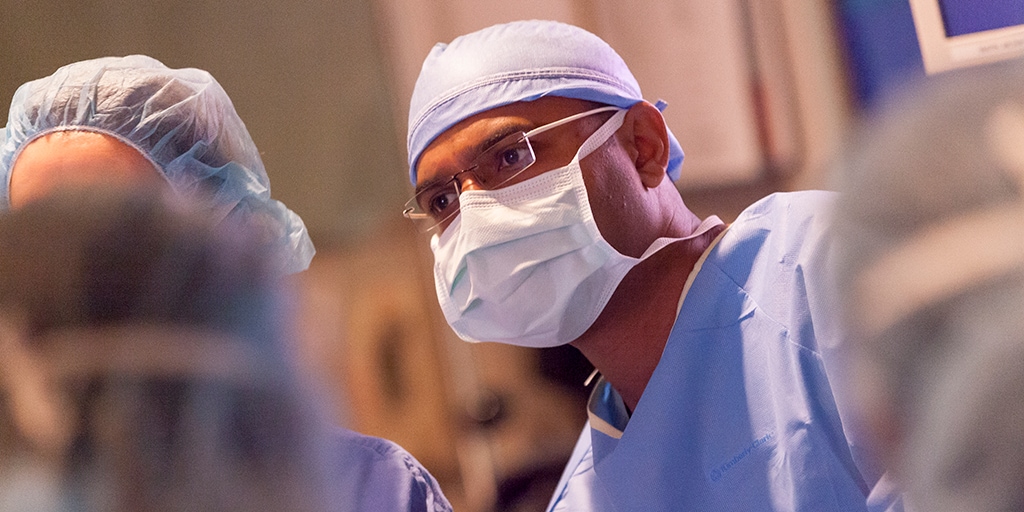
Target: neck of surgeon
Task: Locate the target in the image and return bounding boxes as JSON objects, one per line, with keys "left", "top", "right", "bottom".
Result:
{"left": 571, "top": 197, "right": 720, "bottom": 412}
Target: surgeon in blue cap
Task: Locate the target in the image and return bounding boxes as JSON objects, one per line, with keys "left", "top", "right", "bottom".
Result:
{"left": 0, "top": 56, "right": 452, "bottom": 512}
{"left": 405, "top": 20, "right": 902, "bottom": 511}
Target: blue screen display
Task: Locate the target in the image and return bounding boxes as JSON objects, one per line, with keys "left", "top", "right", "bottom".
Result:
{"left": 837, "top": 0, "right": 925, "bottom": 108}
{"left": 939, "top": 0, "right": 1024, "bottom": 36}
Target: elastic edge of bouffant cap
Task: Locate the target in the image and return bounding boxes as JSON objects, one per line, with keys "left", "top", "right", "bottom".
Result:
{"left": 6, "top": 126, "right": 172, "bottom": 203}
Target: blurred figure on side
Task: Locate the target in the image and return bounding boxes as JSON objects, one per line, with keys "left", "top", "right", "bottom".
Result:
{"left": 0, "top": 186, "right": 335, "bottom": 512}
{"left": 0, "top": 56, "right": 452, "bottom": 511}
{"left": 0, "top": 54, "right": 314, "bottom": 275}
{"left": 832, "top": 60, "right": 1024, "bottom": 512}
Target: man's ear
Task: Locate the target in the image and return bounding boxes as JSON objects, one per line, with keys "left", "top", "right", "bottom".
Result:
{"left": 623, "top": 101, "right": 670, "bottom": 188}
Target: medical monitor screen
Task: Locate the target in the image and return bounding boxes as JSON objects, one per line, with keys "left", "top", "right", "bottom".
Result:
{"left": 911, "top": 0, "right": 1024, "bottom": 73}
{"left": 940, "top": 0, "right": 1024, "bottom": 36}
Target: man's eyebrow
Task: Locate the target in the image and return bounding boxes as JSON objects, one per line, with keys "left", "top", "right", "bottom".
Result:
{"left": 475, "top": 122, "right": 532, "bottom": 156}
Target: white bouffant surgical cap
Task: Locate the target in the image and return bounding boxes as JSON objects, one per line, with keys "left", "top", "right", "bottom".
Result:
{"left": 0, "top": 55, "right": 314, "bottom": 274}
{"left": 406, "top": 19, "right": 684, "bottom": 185}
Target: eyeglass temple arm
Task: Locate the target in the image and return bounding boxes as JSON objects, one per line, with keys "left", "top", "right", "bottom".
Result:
{"left": 523, "top": 106, "right": 622, "bottom": 138}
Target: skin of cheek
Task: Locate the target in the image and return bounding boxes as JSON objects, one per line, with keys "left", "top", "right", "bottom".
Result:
{"left": 579, "top": 140, "right": 659, "bottom": 259}
{"left": 523, "top": 109, "right": 657, "bottom": 258}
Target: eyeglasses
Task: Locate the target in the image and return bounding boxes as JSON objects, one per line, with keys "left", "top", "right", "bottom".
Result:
{"left": 403, "top": 105, "right": 621, "bottom": 230}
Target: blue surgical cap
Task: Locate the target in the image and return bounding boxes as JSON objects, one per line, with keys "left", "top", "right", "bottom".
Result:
{"left": 407, "top": 19, "right": 684, "bottom": 185}
{"left": 0, "top": 55, "right": 314, "bottom": 274}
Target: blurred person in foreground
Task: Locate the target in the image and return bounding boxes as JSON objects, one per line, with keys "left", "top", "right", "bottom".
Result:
{"left": 403, "top": 19, "right": 899, "bottom": 511}
{"left": 0, "top": 56, "right": 452, "bottom": 512}
{"left": 832, "top": 60, "right": 1024, "bottom": 512}
{"left": 0, "top": 54, "right": 313, "bottom": 274}
{"left": 0, "top": 186, "right": 335, "bottom": 511}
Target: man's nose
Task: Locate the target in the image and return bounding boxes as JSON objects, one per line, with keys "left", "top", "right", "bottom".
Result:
{"left": 453, "top": 169, "right": 485, "bottom": 193}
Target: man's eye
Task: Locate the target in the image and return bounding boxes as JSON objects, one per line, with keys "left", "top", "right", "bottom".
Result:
{"left": 496, "top": 144, "right": 532, "bottom": 173}
{"left": 428, "top": 190, "right": 459, "bottom": 216}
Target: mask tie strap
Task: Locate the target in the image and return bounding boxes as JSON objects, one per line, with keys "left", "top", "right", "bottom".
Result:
{"left": 638, "top": 215, "right": 725, "bottom": 261}
{"left": 576, "top": 109, "right": 628, "bottom": 161}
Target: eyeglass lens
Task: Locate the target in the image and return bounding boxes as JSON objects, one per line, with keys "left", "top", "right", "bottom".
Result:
{"left": 405, "top": 132, "right": 536, "bottom": 226}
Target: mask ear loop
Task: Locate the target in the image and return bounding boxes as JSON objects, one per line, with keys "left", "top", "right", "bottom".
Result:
{"left": 575, "top": 109, "right": 628, "bottom": 162}
{"left": 0, "top": 311, "right": 75, "bottom": 459}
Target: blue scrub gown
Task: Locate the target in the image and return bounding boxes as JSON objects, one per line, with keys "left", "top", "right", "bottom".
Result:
{"left": 333, "top": 429, "right": 452, "bottom": 512}
{"left": 547, "top": 191, "right": 903, "bottom": 512}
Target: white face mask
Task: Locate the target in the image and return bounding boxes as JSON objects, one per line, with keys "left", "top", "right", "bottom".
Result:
{"left": 431, "top": 109, "right": 722, "bottom": 348}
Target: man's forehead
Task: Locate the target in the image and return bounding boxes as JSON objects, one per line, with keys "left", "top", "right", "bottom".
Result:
{"left": 417, "top": 97, "right": 592, "bottom": 183}
{"left": 432, "top": 98, "right": 595, "bottom": 149}
{"left": 429, "top": 107, "right": 530, "bottom": 153}
{"left": 471, "top": 97, "right": 595, "bottom": 123}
